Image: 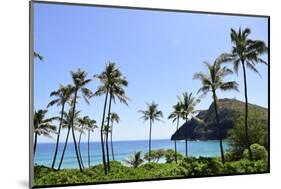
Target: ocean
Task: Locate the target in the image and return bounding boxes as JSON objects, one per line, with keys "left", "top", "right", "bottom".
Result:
{"left": 34, "top": 139, "right": 229, "bottom": 169}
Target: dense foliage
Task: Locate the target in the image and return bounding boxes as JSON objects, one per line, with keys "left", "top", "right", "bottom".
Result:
{"left": 243, "top": 144, "right": 268, "bottom": 161}
{"left": 164, "top": 149, "right": 184, "bottom": 163}
{"left": 124, "top": 151, "right": 144, "bottom": 168}
{"left": 226, "top": 110, "right": 268, "bottom": 161}
{"left": 34, "top": 156, "right": 268, "bottom": 186}
{"left": 144, "top": 149, "right": 166, "bottom": 162}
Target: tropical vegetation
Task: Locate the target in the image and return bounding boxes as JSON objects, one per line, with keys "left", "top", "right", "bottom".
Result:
{"left": 33, "top": 27, "right": 268, "bottom": 186}
{"left": 139, "top": 102, "right": 163, "bottom": 163}
{"left": 225, "top": 27, "right": 268, "bottom": 160}
{"left": 193, "top": 56, "right": 239, "bottom": 164}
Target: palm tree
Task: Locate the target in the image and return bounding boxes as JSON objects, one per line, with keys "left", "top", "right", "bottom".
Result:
{"left": 84, "top": 118, "right": 98, "bottom": 168}
{"left": 177, "top": 92, "right": 199, "bottom": 157}
{"left": 47, "top": 84, "right": 74, "bottom": 169}
{"left": 94, "top": 62, "right": 129, "bottom": 173}
{"left": 77, "top": 116, "right": 88, "bottom": 168}
{"left": 168, "top": 102, "right": 184, "bottom": 163}
{"left": 227, "top": 27, "right": 268, "bottom": 160}
{"left": 33, "top": 109, "right": 57, "bottom": 155}
{"left": 138, "top": 102, "right": 163, "bottom": 163}
{"left": 193, "top": 56, "right": 238, "bottom": 164}
{"left": 57, "top": 109, "right": 81, "bottom": 170}
{"left": 108, "top": 112, "right": 120, "bottom": 160}
{"left": 124, "top": 151, "right": 144, "bottom": 168}
{"left": 69, "top": 69, "right": 93, "bottom": 171}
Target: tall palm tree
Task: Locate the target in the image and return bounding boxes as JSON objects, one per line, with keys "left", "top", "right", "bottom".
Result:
{"left": 227, "top": 27, "right": 268, "bottom": 160}
{"left": 138, "top": 102, "right": 163, "bottom": 163}
{"left": 57, "top": 110, "right": 81, "bottom": 170}
{"left": 168, "top": 102, "right": 184, "bottom": 163}
{"left": 94, "top": 62, "right": 129, "bottom": 173}
{"left": 69, "top": 69, "right": 93, "bottom": 171}
{"left": 47, "top": 84, "right": 74, "bottom": 169}
{"left": 84, "top": 118, "right": 98, "bottom": 168}
{"left": 33, "top": 109, "right": 57, "bottom": 155}
{"left": 77, "top": 116, "right": 88, "bottom": 169}
{"left": 193, "top": 56, "right": 238, "bottom": 164}
{"left": 109, "top": 112, "right": 120, "bottom": 160}
{"left": 177, "top": 92, "right": 199, "bottom": 157}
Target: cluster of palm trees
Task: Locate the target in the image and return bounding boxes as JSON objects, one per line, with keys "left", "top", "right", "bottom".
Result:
{"left": 139, "top": 27, "right": 267, "bottom": 165}
{"left": 168, "top": 92, "right": 199, "bottom": 163}
{"left": 34, "top": 27, "right": 267, "bottom": 173}
{"left": 94, "top": 63, "right": 129, "bottom": 174}
{"left": 33, "top": 63, "right": 128, "bottom": 174}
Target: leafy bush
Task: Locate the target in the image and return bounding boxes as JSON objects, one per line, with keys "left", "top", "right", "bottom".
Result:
{"left": 178, "top": 157, "right": 268, "bottom": 177}
{"left": 222, "top": 159, "right": 268, "bottom": 174}
{"left": 34, "top": 157, "right": 268, "bottom": 186}
{"left": 243, "top": 144, "right": 268, "bottom": 161}
{"left": 227, "top": 110, "right": 268, "bottom": 160}
{"left": 141, "top": 162, "right": 159, "bottom": 170}
{"left": 225, "top": 151, "right": 242, "bottom": 162}
{"left": 178, "top": 157, "right": 223, "bottom": 176}
{"left": 144, "top": 149, "right": 165, "bottom": 162}
{"left": 164, "top": 149, "right": 184, "bottom": 163}
{"left": 124, "top": 151, "right": 144, "bottom": 168}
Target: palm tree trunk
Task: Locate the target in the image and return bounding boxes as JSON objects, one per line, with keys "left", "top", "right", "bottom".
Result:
{"left": 185, "top": 115, "right": 188, "bottom": 157}
{"left": 58, "top": 127, "right": 70, "bottom": 170}
{"left": 242, "top": 61, "right": 253, "bottom": 161}
{"left": 70, "top": 89, "right": 83, "bottom": 171}
{"left": 100, "top": 89, "right": 109, "bottom": 174}
{"left": 105, "top": 93, "right": 113, "bottom": 171}
{"left": 212, "top": 90, "right": 225, "bottom": 164}
{"left": 110, "top": 123, "right": 115, "bottom": 161}
{"left": 78, "top": 125, "right": 85, "bottom": 168}
{"left": 175, "top": 117, "right": 179, "bottom": 163}
{"left": 88, "top": 129, "right": 91, "bottom": 168}
{"left": 51, "top": 102, "right": 65, "bottom": 169}
{"left": 34, "top": 132, "right": 38, "bottom": 155}
{"left": 105, "top": 131, "right": 110, "bottom": 170}
{"left": 149, "top": 119, "right": 152, "bottom": 163}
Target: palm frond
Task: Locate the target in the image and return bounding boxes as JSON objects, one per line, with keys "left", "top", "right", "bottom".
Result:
{"left": 46, "top": 99, "right": 60, "bottom": 108}
{"left": 219, "top": 81, "right": 239, "bottom": 92}
{"left": 246, "top": 61, "right": 261, "bottom": 77}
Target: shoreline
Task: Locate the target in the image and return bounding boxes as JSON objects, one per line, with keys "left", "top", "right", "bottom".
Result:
{"left": 36, "top": 139, "right": 228, "bottom": 145}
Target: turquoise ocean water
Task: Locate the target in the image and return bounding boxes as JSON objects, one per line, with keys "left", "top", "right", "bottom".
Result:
{"left": 34, "top": 139, "right": 229, "bottom": 169}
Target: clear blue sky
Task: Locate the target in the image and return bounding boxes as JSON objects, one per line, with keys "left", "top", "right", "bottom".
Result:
{"left": 34, "top": 3, "right": 268, "bottom": 143}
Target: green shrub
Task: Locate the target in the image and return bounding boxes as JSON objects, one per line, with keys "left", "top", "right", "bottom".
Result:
{"left": 243, "top": 144, "right": 268, "bottom": 161}
{"left": 144, "top": 149, "right": 165, "bottom": 162}
{"left": 227, "top": 111, "right": 268, "bottom": 160}
{"left": 178, "top": 157, "right": 223, "bottom": 176}
{"left": 225, "top": 151, "right": 243, "bottom": 162}
{"left": 34, "top": 157, "right": 268, "bottom": 186}
{"left": 124, "top": 151, "right": 144, "bottom": 168}
{"left": 164, "top": 149, "right": 184, "bottom": 163}
{"left": 141, "top": 162, "right": 159, "bottom": 170}
{"left": 222, "top": 159, "right": 268, "bottom": 174}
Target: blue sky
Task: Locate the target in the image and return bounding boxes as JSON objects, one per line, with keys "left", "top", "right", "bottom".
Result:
{"left": 34, "top": 3, "right": 268, "bottom": 143}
